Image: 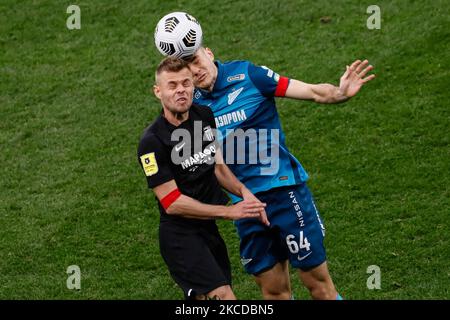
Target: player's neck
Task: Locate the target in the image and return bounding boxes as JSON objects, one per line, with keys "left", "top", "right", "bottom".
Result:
{"left": 163, "top": 109, "right": 189, "bottom": 126}
{"left": 204, "top": 65, "right": 218, "bottom": 92}
{"left": 207, "top": 80, "right": 215, "bottom": 92}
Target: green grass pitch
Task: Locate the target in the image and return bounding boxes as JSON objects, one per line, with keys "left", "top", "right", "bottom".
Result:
{"left": 0, "top": 0, "right": 449, "bottom": 299}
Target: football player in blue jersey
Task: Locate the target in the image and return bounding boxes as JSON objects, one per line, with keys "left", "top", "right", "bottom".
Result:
{"left": 183, "top": 47, "right": 375, "bottom": 300}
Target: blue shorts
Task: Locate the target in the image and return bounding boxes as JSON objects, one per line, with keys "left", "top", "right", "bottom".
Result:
{"left": 235, "top": 183, "right": 327, "bottom": 275}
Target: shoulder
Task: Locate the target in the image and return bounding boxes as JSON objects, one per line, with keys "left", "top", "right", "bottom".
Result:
{"left": 191, "top": 104, "right": 216, "bottom": 128}
{"left": 220, "top": 60, "right": 252, "bottom": 74}
{"left": 191, "top": 103, "right": 214, "bottom": 118}
{"left": 216, "top": 60, "right": 254, "bottom": 88}
{"left": 221, "top": 60, "right": 272, "bottom": 84}
{"left": 137, "top": 117, "right": 166, "bottom": 154}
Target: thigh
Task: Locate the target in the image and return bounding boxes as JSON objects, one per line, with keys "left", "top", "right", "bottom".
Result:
{"left": 201, "top": 225, "right": 232, "bottom": 285}
{"left": 234, "top": 213, "right": 288, "bottom": 275}
{"left": 270, "top": 184, "right": 327, "bottom": 271}
{"left": 159, "top": 222, "right": 231, "bottom": 299}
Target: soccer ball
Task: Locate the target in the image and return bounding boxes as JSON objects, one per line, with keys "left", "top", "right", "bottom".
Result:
{"left": 154, "top": 12, "right": 203, "bottom": 59}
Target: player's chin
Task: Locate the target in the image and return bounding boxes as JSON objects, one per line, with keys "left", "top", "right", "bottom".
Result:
{"left": 194, "top": 78, "right": 210, "bottom": 90}
{"left": 174, "top": 100, "right": 191, "bottom": 111}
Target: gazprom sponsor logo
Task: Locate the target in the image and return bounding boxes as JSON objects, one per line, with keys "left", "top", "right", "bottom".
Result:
{"left": 215, "top": 110, "right": 247, "bottom": 128}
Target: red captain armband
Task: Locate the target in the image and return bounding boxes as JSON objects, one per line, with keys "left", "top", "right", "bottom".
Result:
{"left": 160, "top": 188, "right": 181, "bottom": 210}
{"left": 274, "top": 76, "right": 289, "bottom": 97}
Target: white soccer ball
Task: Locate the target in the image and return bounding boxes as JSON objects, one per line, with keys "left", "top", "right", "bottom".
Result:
{"left": 154, "top": 12, "right": 203, "bottom": 59}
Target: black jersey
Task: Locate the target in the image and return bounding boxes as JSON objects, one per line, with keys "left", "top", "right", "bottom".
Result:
{"left": 137, "top": 104, "right": 229, "bottom": 222}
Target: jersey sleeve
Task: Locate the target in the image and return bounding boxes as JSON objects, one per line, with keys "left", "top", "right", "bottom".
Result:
{"left": 247, "top": 62, "right": 290, "bottom": 97}
{"left": 137, "top": 134, "right": 174, "bottom": 189}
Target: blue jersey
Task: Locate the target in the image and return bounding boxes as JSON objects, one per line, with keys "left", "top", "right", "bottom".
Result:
{"left": 193, "top": 60, "right": 309, "bottom": 203}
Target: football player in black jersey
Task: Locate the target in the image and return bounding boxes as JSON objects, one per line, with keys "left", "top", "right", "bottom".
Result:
{"left": 138, "top": 57, "right": 269, "bottom": 300}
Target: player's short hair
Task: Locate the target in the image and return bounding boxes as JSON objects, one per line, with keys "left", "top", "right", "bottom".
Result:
{"left": 155, "top": 57, "right": 190, "bottom": 83}
{"left": 181, "top": 46, "right": 204, "bottom": 63}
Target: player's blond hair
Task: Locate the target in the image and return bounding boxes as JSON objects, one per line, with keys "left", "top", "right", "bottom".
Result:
{"left": 155, "top": 57, "right": 190, "bottom": 83}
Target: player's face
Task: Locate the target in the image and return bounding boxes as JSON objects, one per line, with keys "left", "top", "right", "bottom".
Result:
{"left": 154, "top": 68, "right": 194, "bottom": 114}
{"left": 187, "top": 47, "right": 217, "bottom": 91}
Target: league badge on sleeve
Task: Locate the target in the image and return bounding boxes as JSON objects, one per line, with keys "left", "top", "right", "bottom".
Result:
{"left": 140, "top": 152, "right": 159, "bottom": 176}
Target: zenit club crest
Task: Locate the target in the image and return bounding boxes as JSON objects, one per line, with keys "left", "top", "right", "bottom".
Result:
{"left": 203, "top": 126, "right": 214, "bottom": 141}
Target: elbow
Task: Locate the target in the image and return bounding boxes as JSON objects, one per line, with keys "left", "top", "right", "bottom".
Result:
{"left": 165, "top": 204, "right": 176, "bottom": 215}
{"left": 215, "top": 165, "right": 225, "bottom": 180}
{"left": 161, "top": 191, "right": 183, "bottom": 215}
{"left": 215, "top": 163, "right": 224, "bottom": 173}
{"left": 164, "top": 205, "right": 174, "bottom": 214}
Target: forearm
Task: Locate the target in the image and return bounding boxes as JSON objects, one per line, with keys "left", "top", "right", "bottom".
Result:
{"left": 311, "top": 83, "right": 349, "bottom": 104}
{"left": 215, "top": 164, "right": 246, "bottom": 197}
{"left": 285, "top": 79, "right": 349, "bottom": 104}
{"left": 166, "top": 194, "right": 228, "bottom": 219}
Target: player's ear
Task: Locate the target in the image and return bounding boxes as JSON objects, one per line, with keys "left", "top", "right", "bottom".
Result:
{"left": 153, "top": 84, "right": 162, "bottom": 99}
{"left": 205, "top": 47, "right": 214, "bottom": 61}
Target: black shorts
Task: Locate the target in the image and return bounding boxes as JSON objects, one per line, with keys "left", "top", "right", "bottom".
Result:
{"left": 159, "top": 219, "right": 232, "bottom": 299}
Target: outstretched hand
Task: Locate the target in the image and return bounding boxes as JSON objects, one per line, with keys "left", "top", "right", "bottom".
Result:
{"left": 339, "top": 59, "right": 375, "bottom": 98}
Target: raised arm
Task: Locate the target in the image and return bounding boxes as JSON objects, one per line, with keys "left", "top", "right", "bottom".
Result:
{"left": 285, "top": 59, "right": 375, "bottom": 104}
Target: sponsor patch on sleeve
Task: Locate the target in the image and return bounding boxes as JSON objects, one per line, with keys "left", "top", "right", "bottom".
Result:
{"left": 227, "top": 73, "right": 245, "bottom": 82}
{"left": 140, "top": 152, "right": 158, "bottom": 176}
